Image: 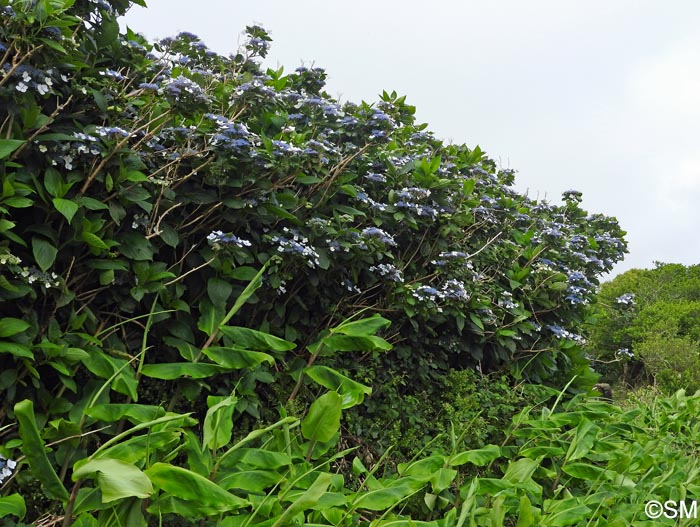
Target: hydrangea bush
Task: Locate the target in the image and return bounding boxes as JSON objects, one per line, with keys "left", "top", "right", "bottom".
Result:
{"left": 1, "top": 0, "right": 626, "bottom": 468}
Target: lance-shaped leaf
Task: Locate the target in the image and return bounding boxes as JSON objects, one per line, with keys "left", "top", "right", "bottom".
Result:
{"left": 14, "top": 400, "right": 69, "bottom": 502}
{"left": 73, "top": 458, "right": 153, "bottom": 503}
{"left": 305, "top": 365, "right": 372, "bottom": 408}
{"left": 203, "top": 394, "right": 237, "bottom": 450}
{"left": 301, "top": 391, "right": 343, "bottom": 443}
{"left": 145, "top": 463, "right": 249, "bottom": 512}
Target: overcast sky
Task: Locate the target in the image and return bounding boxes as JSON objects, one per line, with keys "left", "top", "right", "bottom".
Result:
{"left": 121, "top": 1, "right": 700, "bottom": 278}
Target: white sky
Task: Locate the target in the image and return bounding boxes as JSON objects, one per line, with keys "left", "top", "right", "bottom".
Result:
{"left": 121, "top": 1, "right": 700, "bottom": 278}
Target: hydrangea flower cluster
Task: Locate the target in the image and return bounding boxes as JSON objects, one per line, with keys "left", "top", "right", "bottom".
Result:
{"left": 206, "top": 231, "right": 252, "bottom": 250}
{"left": 368, "top": 263, "right": 403, "bottom": 283}
{"left": 268, "top": 228, "right": 321, "bottom": 268}
{"left": 616, "top": 293, "right": 636, "bottom": 306}
{"left": 19, "top": 267, "right": 60, "bottom": 289}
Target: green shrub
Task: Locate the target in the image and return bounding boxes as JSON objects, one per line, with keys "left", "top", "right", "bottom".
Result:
{"left": 636, "top": 336, "right": 700, "bottom": 394}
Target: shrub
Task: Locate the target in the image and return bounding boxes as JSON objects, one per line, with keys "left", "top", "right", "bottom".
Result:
{"left": 636, "top": 336, "right": 700, "bottom": 394}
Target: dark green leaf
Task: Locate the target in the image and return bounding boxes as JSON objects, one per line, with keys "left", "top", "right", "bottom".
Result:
{"left": 53, "top": 198, "right": 79, "bottom": 224}
{"left": 32, "top": 238, "right": 57, "bottom": 271}
{"left": 301, "top": 391, "right": 343, "bottom": 443}
{"left": 14, "top": 400, "right": 69, "bottom": 501}
{"left": 0, "top": 140, "right": 25, "bottom": 160}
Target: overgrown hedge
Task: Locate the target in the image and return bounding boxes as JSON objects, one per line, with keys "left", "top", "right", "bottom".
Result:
{"left": 0, "top": 0, "right": 646, "bottom": 524}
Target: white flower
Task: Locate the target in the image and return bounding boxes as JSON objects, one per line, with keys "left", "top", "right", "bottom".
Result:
{"left": 16, "top": 82, "right": 28, "bottom": 93}
{"left": 37, "top": 84, "right": 49, "bottom": 95}
{"left": 38, "top": 145, "right": 48, "bottom": 153}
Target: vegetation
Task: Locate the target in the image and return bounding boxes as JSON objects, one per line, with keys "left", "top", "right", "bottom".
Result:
{"left": 2, "top": 0, "right": 697, "bottom": 525}
{"left": 586, "top": 263, "right": 700, "bottom": 393}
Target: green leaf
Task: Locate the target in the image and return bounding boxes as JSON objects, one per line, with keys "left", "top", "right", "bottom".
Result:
{"left": 73, "top": 458, "right": 153, "bottom": 503}
{"left": 145, "top": 463, "right": 249, "bottom": 511}
{"left": 0, "top": 139, "right": 25, "bottom": 159}
{"left": 201, "top": 347, "right": 274, "bottom": 369}
{"left": 220, "top": 262, "right": 269, "bottom": 327}
{"left": 217, "top": 470, "right": 282, "bottom": 492}
{"left": 53, "top": 198, "right": 79, "bottom": 224}
{"left": 3, "top": 197, "right": 33, "bottom": 208}
{"left": 561, "top": 462, "right": 606, "bottom": 480}
{"left": 0, "top": 317, "right": 30, "bottom": 337}
{"left": 203, "top": 395, "right": 237, "bottom": 450}
{"left": 450, "top": 445, "right": 502, "bottom": 467}
{"left": 32, "top": 237, "right": 57, "bottom": 271}
{"left": 333, "top": 314, "right": 391, "bottom": 336}
{"left": 301, "top": 391, "right": 343, "bottom": 443}
{"left": 0, "top": 494, "right": 25, "bottom": 519}
{"left": 0, "top": 341, "right": 34, "bottom": 359}
{"left": 207, "top": 277, "right": 232, "bottom": 308}
{"left": 315, "top": 334, "right": 392, "bottom": 353}
{"left": 118, "top": 233, "right": 153, "bottom": 260}
{"left": 565, "top": 418, "right": 599, "bottom": 462}
{"left": 219, "top": 326, "right": 295, "bottom": 352}
{"left": 14, "top": 400, "right": 69, "bottom": 502}
{"left": 271, "top": 473, "right": 333, "bottom": 527}
{"left": 305, "top": 365, "right": 372, "bottom": 409}
{"left": 141, "top": 363, "right": 228, "bottom": 380}
{"left": 515, "top": 495, "right": 536, "bottom": 527}
{"left": 44, "top": 168, "right": 64, "bottom": 197}
{"left": 81, "top": 231, "right": 109, "bottom": 250}
{"left": 84, "top": 404, "right": 166, "bottom": 424}
{"left": 353, "top": 480, "right": 423, "bottom": 511}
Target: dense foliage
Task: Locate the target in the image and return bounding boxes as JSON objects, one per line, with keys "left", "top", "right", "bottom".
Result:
{"left": 0, "top": 0, "right": 641, "bottom": 524}
{"left": 586, "top": 263, "right": 700, "bottom": 392}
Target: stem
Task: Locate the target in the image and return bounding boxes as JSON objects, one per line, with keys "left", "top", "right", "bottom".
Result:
{"left": 62, "top": 480, "right": 82, "bottom": 527}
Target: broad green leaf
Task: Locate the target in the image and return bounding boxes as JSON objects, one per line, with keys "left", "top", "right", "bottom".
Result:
{"left": 145, "top": 463, "right": 249, "bottom": 511}
{"left": 202, "top": 346, "right": 274, "bottom": 369}
{"left": 14, "top": 399, "right": 69, "bottom": 501}
{"left": 561, "top": 462, "right": 605, "bottom": 480}
{"left": 44, "top": 168, "right": 64, "bottom": 197}
{"left": 220, "top": 448, "right": 291, "bottom": 470}
{"left": 271, "top": 473, "right": 333, "bottom": 527}
{"left": 80, "top": 350, "right": 138, "bottom": 399}
{"left": 565, "top": 418, "right": 599, "bottom": 462}
{"left": 73, "top": 458, "right": 153, "bottom": 503}
{"left": 0, "top": 494, "right": 25, "bottom": 519}
{"left": 207, "top": 277, "right": 232, "bottom": 308}
{"left": 0, "top": 139, "right": 25, "bottom": 159}
{"left": 53, "top": 197, "right": 79, "bottom": 223}
{"left": 543, "top": 499, "right": 591, "bottom": 526}
{"left": 118, "top": 232, "right": 153, "bottom": 260}
{"left": 203, "top": 394, "right": 237, "bottom": 450}
{"left": 141, "top": 363, "right": 228, "bottom": 380}
{"left": 219, "top": 325, "right": 295, "bottom": 352}
{"left": 333, "top": 314, "right": 391, "bottom": 336}
{"left": 71, "top": 514, "right": 99, "bottom": 527}
{"left": 84, "top": 404, "right": 166, "bottom": 424}
{"left": 0, "top": 317, "right": 30, "bottom": 337}
{"left": 32, "top": 237, "right": 57, "bottom": 271}
{"left": 219, "top": 262, "right": 269, "bottom": 327}
{"left": 81, "top": 231, "right": 109, "bottom": 250}
{"left": 315, "top": 334, "right": 392, "bottom": 353}
{"left": 301, "top": 391, "right": 343, "bottom": 443}
{"left": 516, "top": 495, "right": 536, "bottom": 527}
{"left": 217, "top": 470, "right": 282, "bottom": 492}
{"left": 305, "top": 365, "right": 371, "bottom": 408}
{"left": 94, "top": 432, "right": 181, "bottom": 465}
{"left": 352, "top": 480, "right": 423, "bottom": 511}
{"left": 503, "top": 458, "right": 541, "bottom": 484}
{"left": 0, "top": 341, "right": 34, "bottom": 359}
{"left": 450, "top": 445, "right": 502, "bottom": 467}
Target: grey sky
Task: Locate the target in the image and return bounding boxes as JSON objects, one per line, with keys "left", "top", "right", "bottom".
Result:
{"left": 122, "top": 1, "right": 700, "bottom": 277}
